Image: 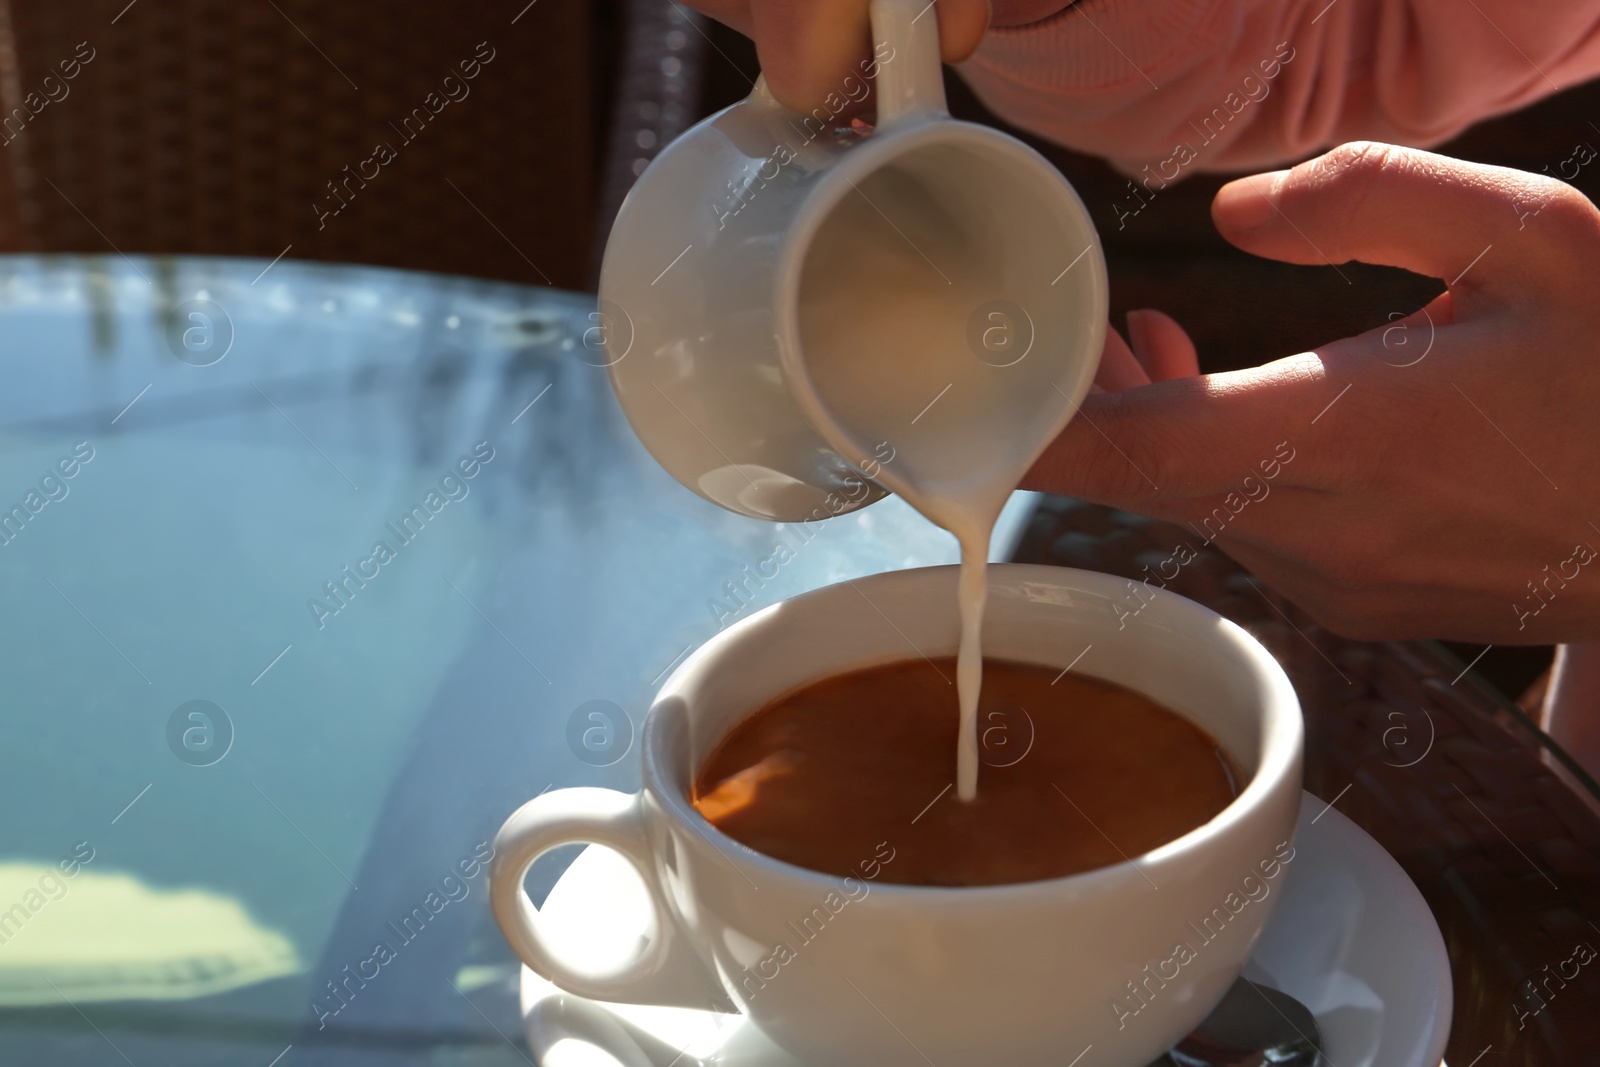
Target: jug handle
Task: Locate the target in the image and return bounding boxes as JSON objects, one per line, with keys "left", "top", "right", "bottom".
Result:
{"left": 870, "top": 0, "right": 949, "bottom": 129}
{"left": 746, "top": 0, "right": 948, "bottom": 130}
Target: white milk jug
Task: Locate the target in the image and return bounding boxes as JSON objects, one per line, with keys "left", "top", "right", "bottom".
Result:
{"left": 596, "top": 0, "right": 1108, "bottom": 527}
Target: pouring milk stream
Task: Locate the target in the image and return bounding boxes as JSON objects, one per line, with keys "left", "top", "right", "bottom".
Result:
{"left": 800, "top": 184, "right": 1039, "bottom": 799}
{"left": 597, "top": 0, "right": 1108, "bottom": 801}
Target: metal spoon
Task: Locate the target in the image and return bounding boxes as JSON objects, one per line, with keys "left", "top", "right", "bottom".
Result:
{"left": 1148, "top": 977, "right": 1324, "bottom": 1067}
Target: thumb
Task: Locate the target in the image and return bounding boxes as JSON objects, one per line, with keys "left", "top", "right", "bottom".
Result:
{"left": 1023, "top": 350, "right": 1345, "bottom": 505}
{"left": 1211, "top": 142, "right": 1590, "bottom": 293}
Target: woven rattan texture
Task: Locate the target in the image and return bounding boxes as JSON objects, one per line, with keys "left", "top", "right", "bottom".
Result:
{"left": 0, "top": 0, "right": 592, "bottom": 287}
{"left": 1012, "top": 496, "right": 1600, "bottom": 1067}
{"left": 588, "top": 0, "right": 705, "bottom": 287}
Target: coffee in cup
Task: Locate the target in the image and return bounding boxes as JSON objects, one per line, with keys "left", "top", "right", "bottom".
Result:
{"left": 694, "top": 656, "right": 1239, "bottom": 887}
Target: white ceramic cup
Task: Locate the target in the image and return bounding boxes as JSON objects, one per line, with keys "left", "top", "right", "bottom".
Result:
{"left": 596, "top": 0, "right": 1107, "bottom": 522}
{"left": 490, "top": 564, "right": 1304, "bottom": 1067}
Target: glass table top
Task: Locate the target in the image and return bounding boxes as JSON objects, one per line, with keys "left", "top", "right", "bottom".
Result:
{"left": 0, "top": 255, "right": 1039, "bottom": 1066}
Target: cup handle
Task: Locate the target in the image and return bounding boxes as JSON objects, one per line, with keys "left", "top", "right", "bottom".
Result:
{"left": 489, "top": 787, "right": 730, "bottom": 1009}
{"left": 870, "top": 0, "right": 948, "bottom": 129}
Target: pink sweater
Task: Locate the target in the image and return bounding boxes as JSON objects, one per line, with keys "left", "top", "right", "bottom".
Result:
{"left": 957, "top": 0, "right": 1600, "bottom": 175}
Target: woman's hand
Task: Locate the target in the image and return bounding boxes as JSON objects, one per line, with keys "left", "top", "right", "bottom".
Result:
{"left": 1027, "top": 142, "right": 1600, "bottom": 645}
{"left": 682, "top": 1, "right": 1071, "bottom": 116}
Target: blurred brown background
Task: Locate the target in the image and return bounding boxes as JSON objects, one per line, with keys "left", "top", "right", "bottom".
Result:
{"left": 0, "top": 0, "right": 601, "bottom": 286}
{"left": 1, "top": 0, "right": 1589, "bottom": 696}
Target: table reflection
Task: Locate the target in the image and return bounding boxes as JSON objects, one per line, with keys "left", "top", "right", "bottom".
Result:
{"left": 0, "top": 255, "right": 1035, "bottom": 1065}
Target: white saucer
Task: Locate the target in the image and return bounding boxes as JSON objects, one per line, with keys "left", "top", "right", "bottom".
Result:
{"left": 519, "top": 791, "right": 1453, "bottom": 1067}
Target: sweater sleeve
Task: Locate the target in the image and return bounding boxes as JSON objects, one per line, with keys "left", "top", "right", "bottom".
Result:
{"left": 957, "top": 0, "right": 1600, "bottom": 176}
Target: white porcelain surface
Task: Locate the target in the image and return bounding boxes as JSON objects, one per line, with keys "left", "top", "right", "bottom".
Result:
{"left": 596, "top": 0, "right": 1107, "bottom": 520}
{"left": 519, "top": 792, "right": 1453, "bottom": 1067}
{"left": 491, "top": 564, "right": 1305, "bottom": 1067}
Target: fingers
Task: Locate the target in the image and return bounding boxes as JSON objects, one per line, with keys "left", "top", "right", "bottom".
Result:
{"left": 988, "top": 0, "right": 1074, "bottom": 26}
{"left": 748, "top": 0, "right": 872, "bottom": 117}
{"left": 1022, "top": 350, "right": 1339, "bottom": 505}
{"left": 687, "top": 0, "right": 753, "bottom": 35}
{"left": 1094, "top": 311, "right": 1197, "bottom": 394}
{"left": 745, "top": 0, "right": 989, "bottom": 115}
{"left": 1092, "top": 325, "right": 1150, "bottom": 393}
{"left": 934, "top": 0, "right": 991, "bottom": 62}
{"left": 1211, "top": 142, "right": 1597, "bottom": 293}
{"left": 1126, "top": 308, "right": 1198, "bottom": 382}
